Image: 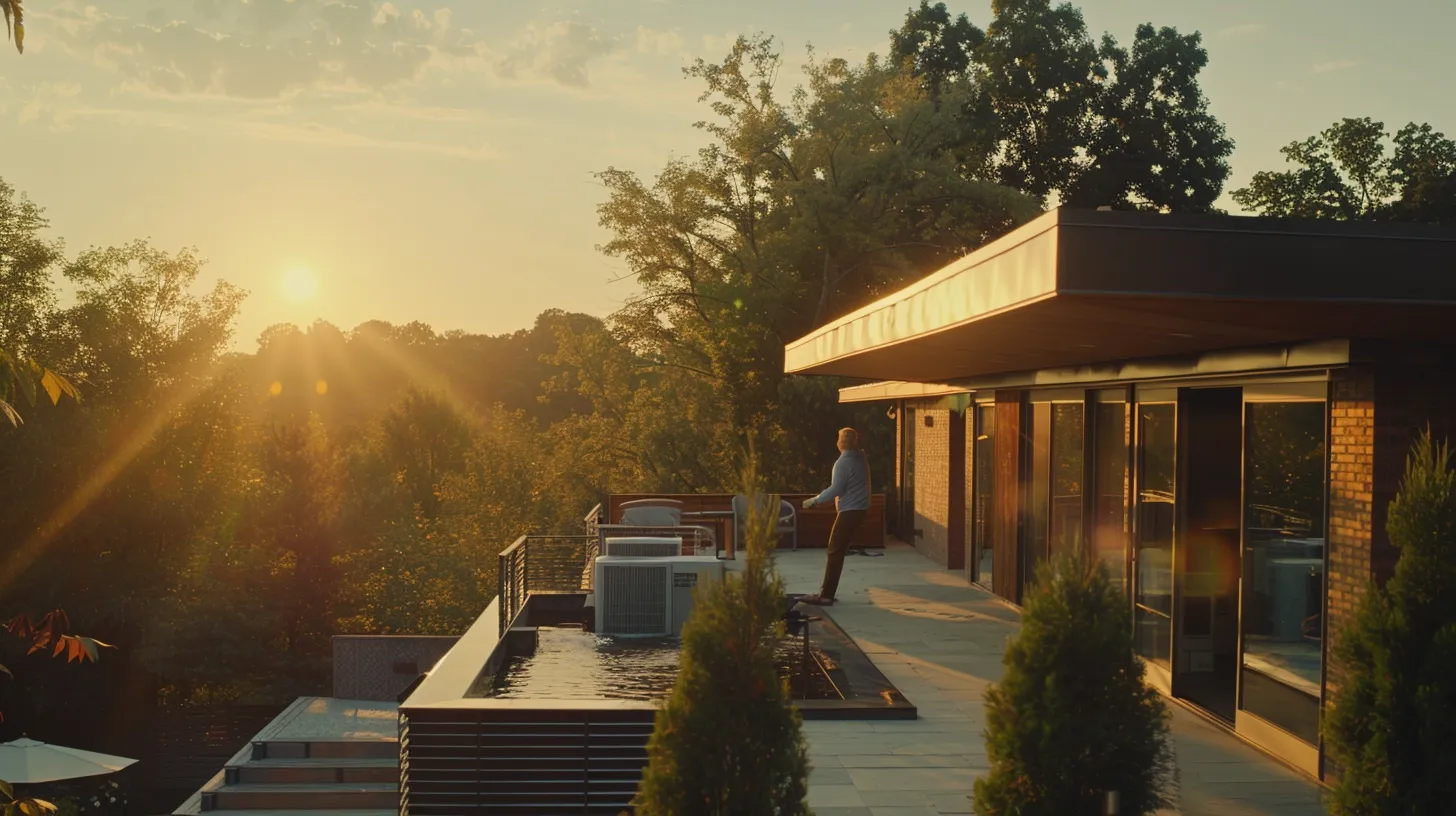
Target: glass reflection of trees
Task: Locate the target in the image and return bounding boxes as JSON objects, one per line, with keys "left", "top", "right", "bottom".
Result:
{"left": 973, "top": 405, "right": 995, "bottom": 586}
{"left": 1242, "top": 402, "right": 1326, "bottom": 708}
{"left": 1135, "top": 403, "right": 1176, "bottom": 667}
{"left": 1051, "top": 403, "right": 1085, "bottom": 557}
{"left": 1094, "top": 402, "right": 1129, "bottom": 594}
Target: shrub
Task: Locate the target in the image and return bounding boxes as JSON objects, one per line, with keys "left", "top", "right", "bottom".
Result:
{"left": 1325, "top": 428, "right": 1456, "bottom": 815}
{"left": 973, "top": 552, "right": 1174, "bottom": 815}
{"left": 632, "top": 452, "right": 811, "bottom": 816}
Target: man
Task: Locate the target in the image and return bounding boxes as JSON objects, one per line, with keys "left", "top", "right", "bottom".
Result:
{"left": 799, "top": 427, "right": 871, "bottom": 606}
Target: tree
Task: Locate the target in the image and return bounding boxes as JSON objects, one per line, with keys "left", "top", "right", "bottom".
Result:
{"left": 0, "top": 611, "right": 112, "bottom": 816}
{"left": 889, "top": 1, "right": 984, "bottom": 101}
{"left": 973, "top": 553, "right": 1174, "bottom": 815}
{"left": 1324, "top": 429, "right": 1456, "bottom": 815}
{"left": 634, "top": 451, "right": 811, "bottom": 815}
{"left": 592, "top": 33, "right": 1034, "bottom": 495}
{"left": 1232, "top": 118, "right": 1456, "bottom": 223}
{"left": 0, "top": 350, "right": 77, "bottom": 426}
{"left": 0, "top": 1, "right": 21, "bottom": 55}
{"left": 893, "top": 0, "right": 1233, "bottom": 212}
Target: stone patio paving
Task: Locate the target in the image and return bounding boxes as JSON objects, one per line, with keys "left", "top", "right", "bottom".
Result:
{"left": 773, "top": 542, "right": 1327, "bottom": 816}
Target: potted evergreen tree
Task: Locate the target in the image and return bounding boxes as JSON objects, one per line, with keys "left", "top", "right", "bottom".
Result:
{"left": 632, "top": 453, "right": 812, "bottom": 815}
{"left": 974, "top": 553, "right": 1174, "bottom": 815}
{"left": 1325, "top": 428, "right": 1456, "bottom": 814}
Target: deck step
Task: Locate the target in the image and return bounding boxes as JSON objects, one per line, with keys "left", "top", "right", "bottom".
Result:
{"left": 202, "top": 783, "right": 397, "bottom": 812}
{"left": 229, "top": 758, "right": 397, "bottom": 786}
{"left": 252, "top": 741, "right": 398, "bottom": 761}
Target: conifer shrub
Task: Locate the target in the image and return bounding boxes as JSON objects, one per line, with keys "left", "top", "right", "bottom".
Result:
{"left": 1325, "top": 428, "right": 1456, "bottom": 815}
{"left": 632, "top": 454, "right": 811, "bottom": 816}
{"left": 973, "top": 552, "right": 1174, "bottom": 816}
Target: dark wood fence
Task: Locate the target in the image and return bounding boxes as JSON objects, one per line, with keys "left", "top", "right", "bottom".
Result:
{"left": 143, "top": 704, "right": 288, "bottom": 793}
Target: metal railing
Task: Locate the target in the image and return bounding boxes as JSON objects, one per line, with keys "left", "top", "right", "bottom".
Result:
{"left": 496, "top": 534, "right": 594, "bottom": 635}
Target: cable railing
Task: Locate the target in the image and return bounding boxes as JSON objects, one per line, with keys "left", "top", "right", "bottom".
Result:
{"left": 496, "top": 534, "right": 595, "bottom": 634}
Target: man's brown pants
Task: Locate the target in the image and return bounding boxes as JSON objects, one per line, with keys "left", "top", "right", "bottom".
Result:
{"left": 820, "top": 509, "right": 867, "bottom": 600}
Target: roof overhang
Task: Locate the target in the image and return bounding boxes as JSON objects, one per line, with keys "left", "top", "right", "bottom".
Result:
{"left": 785, "top": 208, "right": 1456, "bottom": 383}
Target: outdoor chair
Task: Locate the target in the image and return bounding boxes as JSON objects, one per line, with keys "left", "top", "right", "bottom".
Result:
{"left": 731, "top": 494, "right": 798, "bottom": 551}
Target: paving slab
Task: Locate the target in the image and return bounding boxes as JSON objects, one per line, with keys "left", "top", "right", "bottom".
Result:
{"left": 775, "top": 543, "right": 1327, "bottom": 815}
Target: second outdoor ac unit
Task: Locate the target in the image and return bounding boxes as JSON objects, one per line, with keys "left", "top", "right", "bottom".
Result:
{"left": 594, "top": 556, "right": 726, "bottom": 637}
{"left": 602, "top": 536, "right": 682, "bottom": 558}
{"left": 668, "top": 556, "right": 725, "bottom": 635}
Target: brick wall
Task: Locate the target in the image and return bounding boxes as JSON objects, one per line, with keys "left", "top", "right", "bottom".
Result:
{"left": 910, "top": 400, "right": 952, "bottom": 567}
{"left": 1326, "top": 369, "right": 1374, "bottom": 698}
{"left": 1326, "top": 344, "right": 1456, "bottom": 701}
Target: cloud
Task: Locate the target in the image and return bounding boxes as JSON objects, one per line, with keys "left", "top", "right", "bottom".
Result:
{"left": 700, "top": 31, "right": 739, "bottom": 60}
{"left": 50, "top": 0, "right": 480, "bottom": 100}
{"left": 17, "top": 81, "right": 82, "bottom": 130}
{"left": 236, "top": 118, "right": 503, "bottom": 160}
{"left": 495, "top": 20, "right": 618, "bottom": 88}
{"left": 1312, "top": 59, "right": 1358, "bottom": 75}
{"left": 635, "top": 26, "right": 681, "bottom": 57}
{"left": 1215, "top": 23, "right": 1264, "bottom": 39}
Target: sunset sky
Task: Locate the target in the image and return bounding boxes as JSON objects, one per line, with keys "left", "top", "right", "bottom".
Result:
{"left": 4, "top": 0, "right": 1453, "bottom": 350}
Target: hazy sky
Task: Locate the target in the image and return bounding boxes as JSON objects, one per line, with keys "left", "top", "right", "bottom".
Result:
{"left": 4, "top": 0, "right": 1453, "bottom": 350}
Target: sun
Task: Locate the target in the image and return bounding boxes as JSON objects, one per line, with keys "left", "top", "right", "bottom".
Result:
{"left": 280, "top": 265, "right": 319, "bottom": 303}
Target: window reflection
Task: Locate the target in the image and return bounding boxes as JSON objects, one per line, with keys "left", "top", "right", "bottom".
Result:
{"left": 1051, "top": 403, "right": 1085, "bottom": 558}
{"left": 1241, "top": 401, "right": 1326, "bottom": 744}
{"left": 1135, "top": 403, "right": 1176, "bottom": 667}
{"left": 973, "top": 405, "right": 995, "bottom": 587}
{"left": 1094, "top": 402, "right": 1129, "bottom": 593}
{"left": 1025, "top": 401, "right": 1051, "bottom": 595}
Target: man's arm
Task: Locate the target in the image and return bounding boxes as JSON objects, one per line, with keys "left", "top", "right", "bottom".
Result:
{"left": 804, "top": 457, "right": 846, "bottom": 508}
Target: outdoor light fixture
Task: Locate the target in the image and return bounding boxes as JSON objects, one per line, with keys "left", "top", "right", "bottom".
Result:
{"left": 923, "top": 414, "right": 934, "bottom": 427}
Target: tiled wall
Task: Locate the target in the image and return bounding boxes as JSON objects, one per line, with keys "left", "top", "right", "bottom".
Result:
{"left": 909, "top": 400, "right": 952, "bottom": 567}
{"left": 333, "top": 635, "right": 460, "bottom": 701}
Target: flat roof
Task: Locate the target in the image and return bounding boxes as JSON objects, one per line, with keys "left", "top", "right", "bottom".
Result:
{"left": 784, "top": 208, "right": 1456, "bottom": 383}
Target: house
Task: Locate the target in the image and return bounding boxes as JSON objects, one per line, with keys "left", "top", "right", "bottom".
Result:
{"left": 783, "top": 207, "right": 1456, "bottom": 779}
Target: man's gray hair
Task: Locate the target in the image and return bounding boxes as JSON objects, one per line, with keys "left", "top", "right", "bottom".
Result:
{"left": 837, "top": 427, "right": 860, "bottom": 450}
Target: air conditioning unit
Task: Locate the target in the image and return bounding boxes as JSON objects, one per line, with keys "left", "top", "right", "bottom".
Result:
{"left": 669, "top": 557, "right": 726, "bottom": 635}
{"left": 595, "top": 556, "right": 726, "bottom": 637}
{"left": 602, "top": 536, "right": 682, "bottom": 558}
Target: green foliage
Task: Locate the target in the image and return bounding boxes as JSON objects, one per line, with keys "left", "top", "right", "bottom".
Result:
{"left": 894, "top": 1, "right": 1233, "bottom": 212}
{"left": 1324, "top": 429, "right": 1456, "bottom": 815}
{"left": 1232, "top": 118, "right": 1456, "bottom": 223}
{"left": 0, "top": 1, "right": 22, "bottom": 55}
{"left": 633, "top": 450, "right": 811, "bottom": 816}
{"left": 0, "top": 779, "right": 55, "bottom": 816}
{"left": 974, "top": 552, "right": 1173, "bottom": 816}
{"left": 0, "top": 349, "right": 78, "bottom": 426}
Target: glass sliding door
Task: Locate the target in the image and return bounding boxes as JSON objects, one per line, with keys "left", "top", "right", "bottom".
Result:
{"left": 1093, "top": 396, "right": 1130, "bottom": 594}
{"left": 1050, "top": 402, "right": 1085, "bottom": 558}
{"left": 972, "top": 404, "right": 995, "bottom": 587}
{"left": 1025, "top": 401, "right": 1052, "bottom": 588}
{"left": 1135, "top": 402, "right": 1176, "bottom": 668}
{"left": 1240, "top": 398, "right": 1327, "bottom": 746}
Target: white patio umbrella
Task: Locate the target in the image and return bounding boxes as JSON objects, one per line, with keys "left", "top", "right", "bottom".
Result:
{"left": 0, "top": 738, "right": 137, "bottom": 784}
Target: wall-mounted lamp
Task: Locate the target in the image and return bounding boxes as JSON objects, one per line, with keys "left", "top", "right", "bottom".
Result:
{"left": 923, "top": 414, "right": 934, "bottom": 428}
{"left": 886, "top": 405, "right": 898, "bottom": 420}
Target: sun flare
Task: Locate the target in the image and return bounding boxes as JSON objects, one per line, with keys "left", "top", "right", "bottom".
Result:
{"left": 281, "top": 265, "right": 319, "bottom": 303}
